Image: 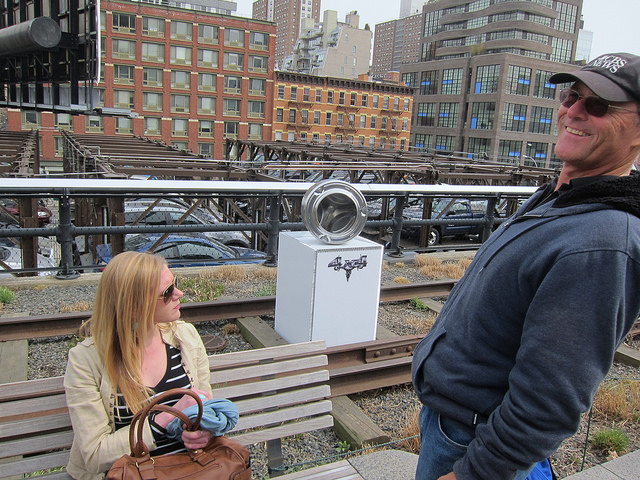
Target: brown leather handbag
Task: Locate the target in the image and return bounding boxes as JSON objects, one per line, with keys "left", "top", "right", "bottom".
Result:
{"left": 106, "top": 388, "right": 251, "bottom": 480}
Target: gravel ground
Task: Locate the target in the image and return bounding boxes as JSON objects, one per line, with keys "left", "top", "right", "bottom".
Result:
{"left": 1, "top": 253, "right": 639, "bottom": 479}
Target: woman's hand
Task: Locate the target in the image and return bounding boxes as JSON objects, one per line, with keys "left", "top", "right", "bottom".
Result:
{"left": 153, "top": 388, "right": 213, "bottom": 428}
{"left": 438, "top": 473, "right": 456, "bottom": 480}
{"left": 182, "top": 429, "right": 213, "bottom": 450}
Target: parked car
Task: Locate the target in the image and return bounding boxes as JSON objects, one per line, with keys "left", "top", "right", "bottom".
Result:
{"left": 95, "top": 233, "right": 266, "bottom": 267}
{"left": 124, "top": 200, "right": 251, "bottom": 248}
{"left": 403, "top": 198, "right": 505, "bottom": 246}
{"left": 0, "top": 245, "right": 56, "bottom": 276}
{"left": 0, "top": 198, "right": 53, "bottom": 226}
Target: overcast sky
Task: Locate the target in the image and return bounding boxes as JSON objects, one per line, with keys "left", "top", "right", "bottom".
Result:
{"left": 235, "top": 0, "right": 640, "bottom": 61}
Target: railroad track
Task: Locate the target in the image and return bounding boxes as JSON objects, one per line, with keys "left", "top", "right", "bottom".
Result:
{"left": 0, "top": 280, "right": 456, "bottom": 341}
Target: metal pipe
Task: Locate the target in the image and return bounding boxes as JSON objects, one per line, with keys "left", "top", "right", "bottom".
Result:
{"left": 0, "top": 17, "right": 62, "bottom": 57}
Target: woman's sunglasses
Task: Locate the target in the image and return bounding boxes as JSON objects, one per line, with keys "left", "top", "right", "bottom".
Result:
{"left": 559, "top": 88, "right": 639, "bottom": 117}
{"left": 159, "top": 276, "right": 178, "bottom": 304}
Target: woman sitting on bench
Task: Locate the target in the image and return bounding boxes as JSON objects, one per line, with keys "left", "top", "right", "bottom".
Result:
{"left": 63, "top": 251, "right": 213, "bottom": 479}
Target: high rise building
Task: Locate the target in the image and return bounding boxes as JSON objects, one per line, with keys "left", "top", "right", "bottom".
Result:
{"left": 282, "top": 10, "right": 373, "bottom": 80}
{"left": 5, "top": 0, "right": 275, "bottom": 161}
{"left": 252, "top": 0, "right": 320, "bottom": 69}
{"left": 399, "top": 0, "right": 426, "bottom": 18}
{"left": 400, "top": 0, "right": 584, "bottom": 167}
{"left": 371, "top": 13, "right": 422, "bottom": 80}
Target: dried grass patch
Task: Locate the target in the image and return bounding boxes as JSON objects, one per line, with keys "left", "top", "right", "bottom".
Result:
{"left": 394, "top": 276, "right": 410, "bottom": 284}
{"left": 60, "top": 301, "right": 92, "bottom": 313}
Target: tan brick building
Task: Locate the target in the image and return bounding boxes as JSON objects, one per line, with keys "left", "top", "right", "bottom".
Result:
{"left": 273, "top": 72, "right": 413, "bottom": 150}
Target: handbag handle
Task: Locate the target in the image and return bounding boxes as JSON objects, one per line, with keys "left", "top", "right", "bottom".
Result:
{"left": 128, "top": 388, "right": 204, "bottom": 457}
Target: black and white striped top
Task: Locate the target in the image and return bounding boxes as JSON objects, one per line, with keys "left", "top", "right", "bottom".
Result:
{"left": 114, "top": 343, "right": 191, "bottom": 456}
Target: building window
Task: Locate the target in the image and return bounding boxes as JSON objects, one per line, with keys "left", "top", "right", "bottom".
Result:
{"left": 113, "top": 65, "right": 134, "bottom": 85}
{"left": 22, "top": 110, "right": 40, "bottom": 128}
{"left": 142, "top": 17, "right": 164, "bottom": 37}
{"left": 303, "top": 87, "right": 310, "bottom": 102}
{"left": 413, "top": 133, "right": 432, "bottom": 150}
{"left": 499, "top": 139, "right": 523, "bottom": 159}
{"left": 113, "top": 90, "right": 134, "bottom": 109}
{"left": 224, "top": 122, "right": 238, "bottom": 138}
{"left": 277, "top": 85, "right": 285, "bottom": 99}
{"left": 404, "top": 98, "right": 410, "bottom": 111}
{"left": 372, "top": 95, "right": 379, "bottom": 108}
{"left": 145, "top": 117, "right": 161, "bottom": 136}
{"left": 316, "top": 89, "right": 322, "bottom": 102}
{"left": 402, "top": 72, "right": 417, "bottom": 87}
{"left": 362, "top": 94, "right": 368, "bottom": 107}
{"left": 276, "top": 108, "right": 283, "bottom": 122}
{"left": 337, "top": 113, "right": 344, "bottom": 127}
{"left": 198, "top": 73, "right": 216, "bottom": 92}
{"left": 325, "top": 112, "right": 332, "bottom": 126}
{"left": 370, "top": 116, "right": 377, "bottom": 129}
{"left": 435, "top": 135, "right": 455, "bottom": 151}
{"left": 381, "top": 117, "right": 388, "bottom": 129}
{"left": 142, "top": 42, "right": 164, "bottom": 62}
{"left": 113, "top": 13, "right": 135, "bottom": 34}
{"left": 474, "top": 65, "right": 500, "bottom": 94}
{"left": 248, "top": 100, "right": 265, "bottom": 118}
{"left": 224, "top": 75, "right": 242, "bottom": 94}
{"left": 301, "top": 110, "right": 309, "bottom": 124}
{"left": 393, "top": 97, "right": 400, "bottom": 110}
{"left": 438, "top": 103, "right": 459, "bottom": 128}
{"left": 325, "top": 134, "right": 331, "bottom": 145}
{"left": 502, "top": 103, "right": 527, "bottom": 132}
{"left": 402, "top": 118, "right": 408, "bottom": 131}
{"left": 529, "top": 106, "right": 553, "bottom": 134}
{"left": 199, "top": 24, "right": 219, "bottom": 44}
{"left": 171, "top": 70, "right": 190, "bottom": 89}
{"left": 224, "top": 28, "right": 244, "bottom": 47}
{"left": 467, "top": 137, "right": 491, "bottom": 158}
{"left": 172, "top": 118, "right": 188, "bottom": 136}
{"left": 314, "top": 111, "right": 321, "bottom": 125}
{"left": 417, "top": 103, "right": 436, "bottom": 127}
{"left": 171, "top": 94, "right": 190, "bottom": 113}
{"left": 506, "top": 65, "right": 532, "bottom": 96}
{"left": 198, "top": 49, "right": 219, "bottom": 68}
{"left": 420, "top": 70, "right": 438, "bottom": 95}
{"left": 360, "top": 115, "right": 366, "bottom": 128}
{"left": 339, "top": 92, "right": 345, "bottom": 105}
{"left": 199, "top": 143, "right": 213, "bottom": 156}
{"left": 470, "top": 102, "right": 495, "bottom": 129}
{"left": 115, "top": 117, "right": 133, "bottom": 134}
{"left": 86, "top": 116, "right": 104, "bottom": 133}
{"left": 223, "top": 98, "right": 241, "bottom": 116}
{"left": 327, "top": 90, "right": 333, "bottom": 103}
{"left": 54, "top": 136, "right": 64, "bottom": 156}
{"left": 171, "top": 21, "right": 192, "bottom": 41}
{"left": 249, "top": 78, "right": 265, "bottom": 96}
{"left": 533, "top": 70, "right": 557, "bottom": 99}
{"left": 170, "top": 46, "right": 192, "bottom": 66}
{"left": 248, "top": 55, "right": 268, "bottom": 73}
{"left": 197, "top": 96, "right": 216, "bottom": 115}
{"left": 289, "top": 109, "right": 296, "bottom": 123}
{"left": 199, "top": 120, "right": 214, "bottom": 138}
{"left": 526, "top": 142, "right": 549, "bottom": 166}
{"left": 143, "top": 67, "right": 163, "bottom": 87}
{"left": 348, "top": 114, "right": 356, "bottom": 128}
{"left": 112, "top": 39, "right": 136, "bottom": 59}
{"left": 290, "top": 87, "right": 297, "bottom": 101}
{"left": 172, "top": 141, "right": 187, "bottom": 150}
{"left": 250, "top": 31, "right": 268, "bottom": 50}
{"left": 351, "top": 93, "right": 357, "bottom": 106}
{"left": 369, "top": 136, "right": 375, "bottom": 147}
{"left": 248, "top": 123, "right": 263, "bottom": 140}
{"left": 55, "top": 113, "right": 73, "bottom": 130}
{"left": 223, "top": 52, "right": 244, "bottom": 71}
{"left": 143, "top": 92, "right": 163, "bottom": 112}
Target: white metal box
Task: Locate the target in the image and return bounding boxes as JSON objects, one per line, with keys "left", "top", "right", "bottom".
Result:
{"left": 275, "top": 231, "right": 383, "bottom": 347}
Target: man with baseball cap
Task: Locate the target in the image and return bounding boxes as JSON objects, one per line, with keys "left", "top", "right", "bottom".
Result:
{"left": 412, "top": 52, "right": 640, "bottom": 480}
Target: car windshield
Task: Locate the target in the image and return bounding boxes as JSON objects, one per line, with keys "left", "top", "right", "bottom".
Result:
{"left": 432, "top": 198, "right": 453, "bottom": 214}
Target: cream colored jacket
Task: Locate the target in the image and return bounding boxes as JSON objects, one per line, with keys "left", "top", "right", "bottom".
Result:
{"left": 63, "top": 321, "right": 212, "bottom": 480}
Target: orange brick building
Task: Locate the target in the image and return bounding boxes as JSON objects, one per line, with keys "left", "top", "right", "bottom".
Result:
{"left": 6, "top": 0, "right": 275, "bottom": 161}
{"left": 273, "top": 72, "right": 413, "bottom": 149}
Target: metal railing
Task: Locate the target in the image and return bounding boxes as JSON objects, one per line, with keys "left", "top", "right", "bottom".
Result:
{"left": 0, "top": 179, "right": 537, "bottom": 279}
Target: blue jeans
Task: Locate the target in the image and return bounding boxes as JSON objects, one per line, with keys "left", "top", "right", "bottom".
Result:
{"left": 415, "top": 405, "right": 534, "bottom": 480}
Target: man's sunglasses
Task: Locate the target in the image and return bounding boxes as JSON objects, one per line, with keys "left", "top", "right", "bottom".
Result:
{"left": 559, "top": 88, "right": 639, "bottom": 117}
{"left": 159, "top": 276, "right": 178, "bottom": 304}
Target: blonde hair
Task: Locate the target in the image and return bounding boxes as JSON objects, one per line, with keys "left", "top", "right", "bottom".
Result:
{"left": 81, "top": 251, "right": 169, "bottom": 412}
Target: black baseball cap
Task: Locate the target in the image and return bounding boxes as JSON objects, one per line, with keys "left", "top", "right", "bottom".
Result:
{"left": 549, "top": 53, "right": 640, "bottom": 103}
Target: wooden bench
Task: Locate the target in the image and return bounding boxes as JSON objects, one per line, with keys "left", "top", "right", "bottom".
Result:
{"left": 0, "top": 340, "right": 364, "bottom": 480}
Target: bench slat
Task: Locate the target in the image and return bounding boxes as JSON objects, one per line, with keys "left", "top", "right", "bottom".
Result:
{"left": 0, "top": 394, "right": 67, "bottom": 422}
{"left": 209, "top": 341, "right": 327, "bottom": 370}
{"left": 0, "top": 450, "right": 70, "bottom": 478}
{"left": 233, "top": 399, "right": 332, "bottom": 432}
{"left": 0, "top": 376, "right": 64, "bottom": 402}
{"left": 278, "top": 460, "right": 363, "bottom": 480}
{"left": 0, "top": 430, "right": 74, "bottom": 458}
{"left": 232, "top": 414, "right": 334, "bottom": 446}
{"left": 234, "top": 385, "right": 331, "bottom": 416}
{"left": 213, "top": 370, "right": 329, "bottom": 400}
{"left": 210, "top": 354, "right": 328, "bottom": 384}
{"left": 0, "top": 412, "right": 71, "bottom": 440}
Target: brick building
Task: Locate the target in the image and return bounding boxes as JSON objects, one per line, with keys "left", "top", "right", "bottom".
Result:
{"left": 273, "top": 71, "right": 413, "bottom": 150}
{"left": 5, "top": 0, "right": 276, "bottom": 161}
